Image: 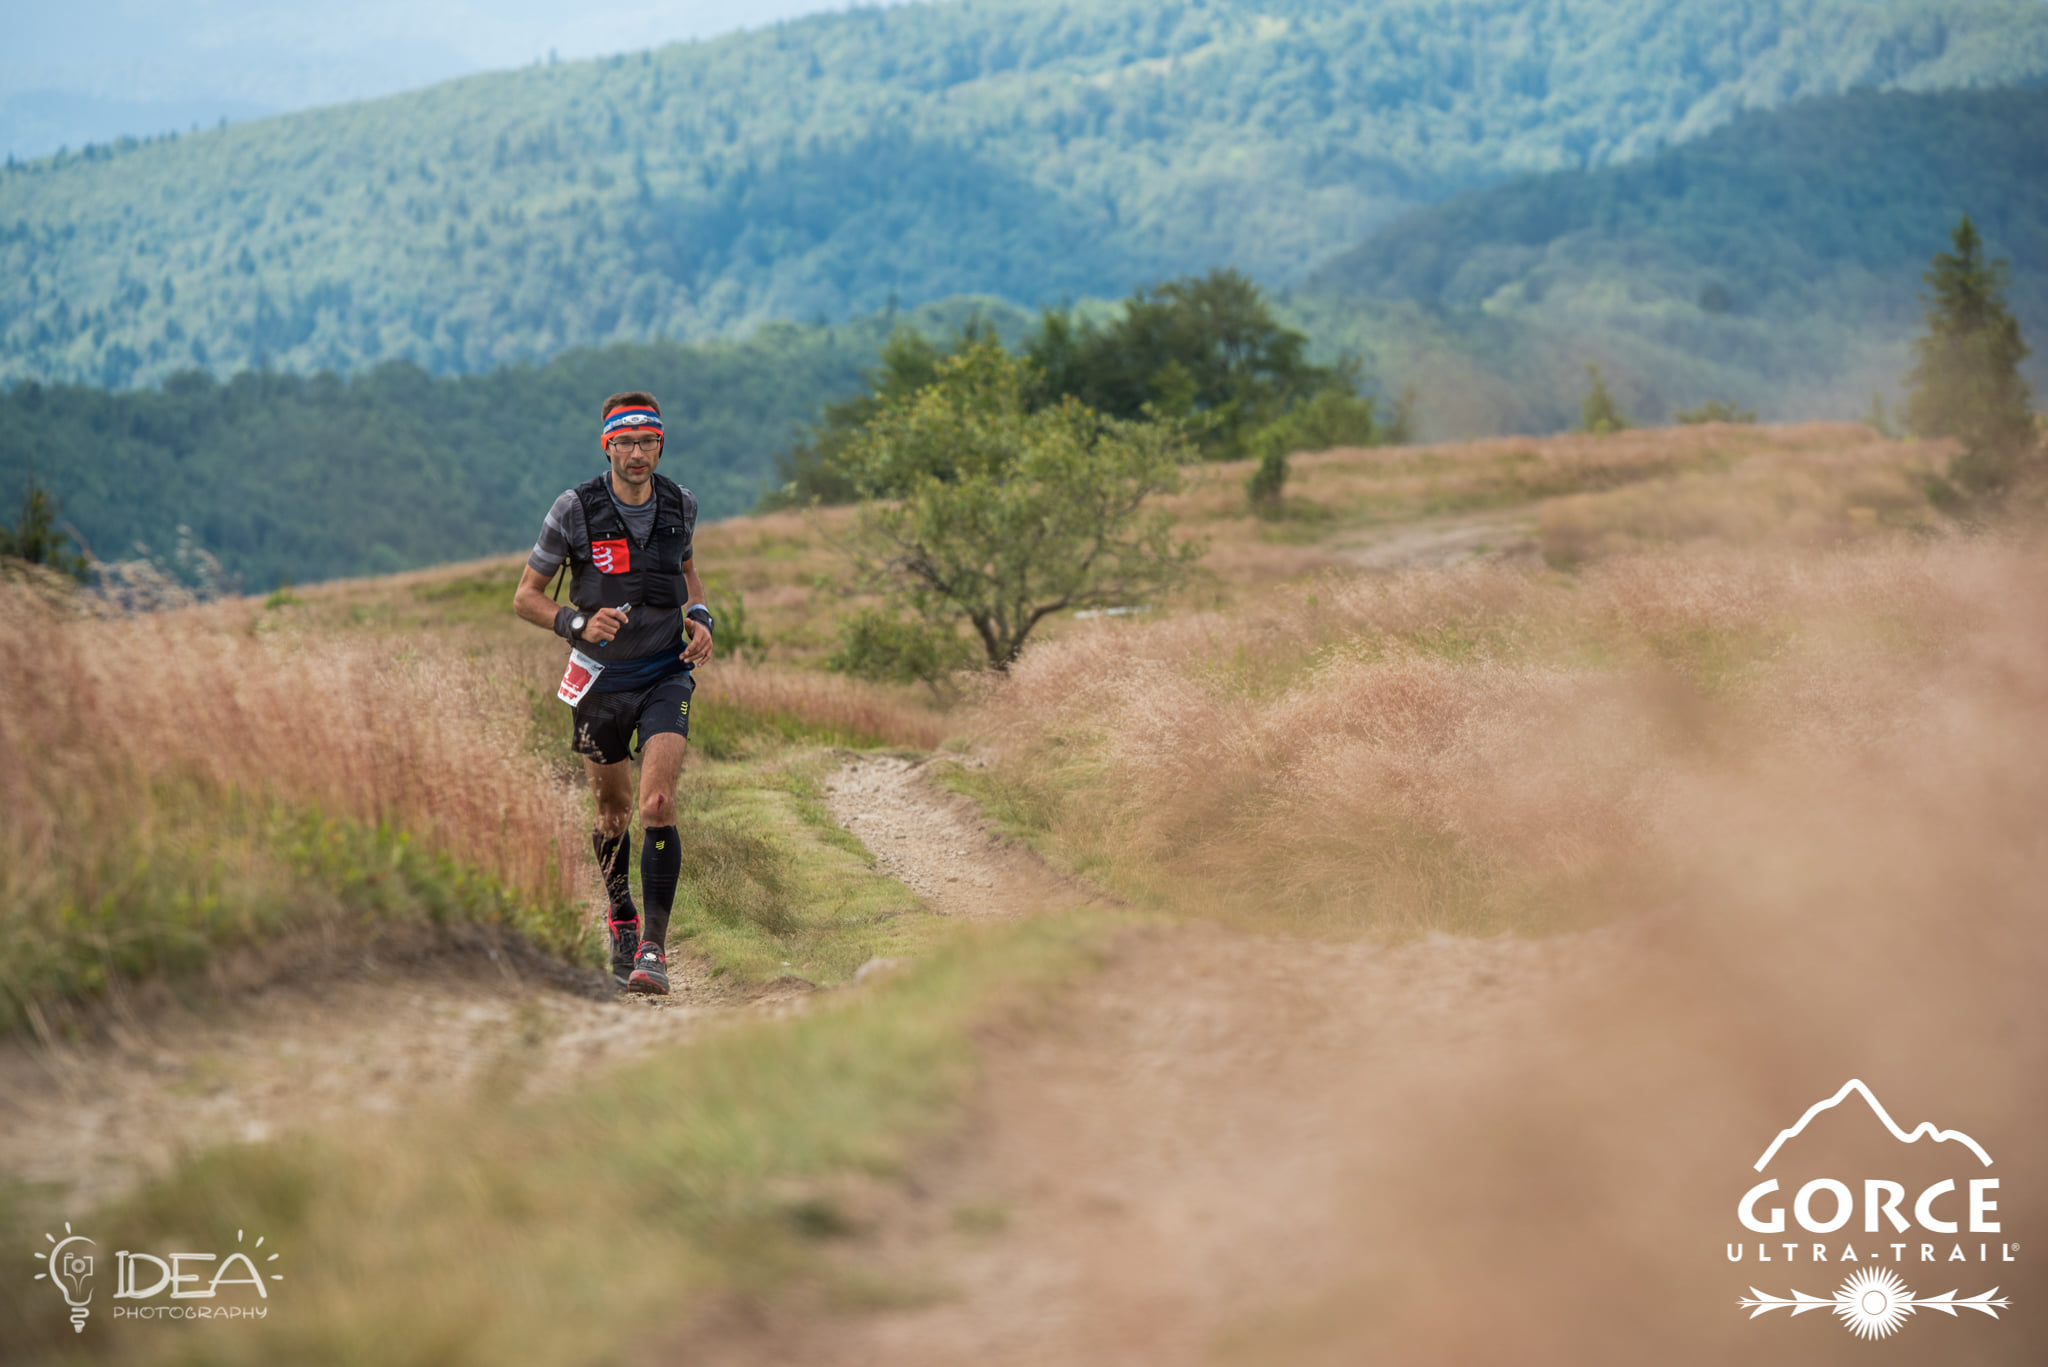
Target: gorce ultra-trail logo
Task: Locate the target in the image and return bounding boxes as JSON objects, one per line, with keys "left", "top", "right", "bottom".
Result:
{"left": 33, "top": 1225, "right": 282, "bottom": 1332}
{"left": 1730, "top": 1079, "right": 2017, "bottom": 1341}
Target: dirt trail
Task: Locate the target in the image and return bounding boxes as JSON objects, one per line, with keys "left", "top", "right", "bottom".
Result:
{"left": 0, "top": 927, "right": 811, "bottom": 1210}
{"left": 1329, "top": 508, "right": 1540, "bottom": 573}
{"left": 682, "top": 917, "right": 1621, "bottom": 1367}
{"left": 822, "top": 754, "right": 1102, "bottom": 919}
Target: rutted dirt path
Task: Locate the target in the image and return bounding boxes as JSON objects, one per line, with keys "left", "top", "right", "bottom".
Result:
{"left": 0, "top": 929, "right": 798, "bottom": 1210}
{"left": 822, "top": 754, "right": 1105, "bottom": 920}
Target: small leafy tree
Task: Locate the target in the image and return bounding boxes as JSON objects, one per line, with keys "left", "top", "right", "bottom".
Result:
{"left": 839, "top": 343, "right": 1200, "bottom": 670}
{"left": 1905, "top": 216, "right": 2037, "bottom": 507}
{"left": 1579, "top": 363, "right": 1629, "bottom": 434}
{"left": 0, "top": 481, "right": 91, "bottom": 581}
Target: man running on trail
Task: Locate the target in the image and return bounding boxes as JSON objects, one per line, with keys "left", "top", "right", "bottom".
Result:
{"left": 512, "top": 391, "right": 715, "bottom": 996}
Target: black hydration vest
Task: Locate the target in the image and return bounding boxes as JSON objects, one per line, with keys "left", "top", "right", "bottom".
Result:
{"left": 568, "top": 472, "right": 692, "bottom": 612}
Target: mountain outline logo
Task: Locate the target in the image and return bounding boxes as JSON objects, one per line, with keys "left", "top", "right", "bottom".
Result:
{"left": 1754, "top": 1079, "right": 1994, "bottom": 1171}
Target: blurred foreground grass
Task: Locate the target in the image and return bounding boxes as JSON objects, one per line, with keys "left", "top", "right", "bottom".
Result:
{"left": 0, "top": 913, "right": 1113, "bottom": 1364}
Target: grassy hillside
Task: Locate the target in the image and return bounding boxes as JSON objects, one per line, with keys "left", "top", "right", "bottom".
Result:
{"left": 7, "top": 0, "right": 2048, "bottom": 387}
{"left": 0, "top": 297, "right": 1026, "bottom": 589}
{"left": 1296, "top": 85, "right": 2048, "bottom": 436}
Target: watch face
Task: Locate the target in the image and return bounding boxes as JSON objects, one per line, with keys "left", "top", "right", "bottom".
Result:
{"left": 572, "top": 615, "right": 587, "bottom": 632}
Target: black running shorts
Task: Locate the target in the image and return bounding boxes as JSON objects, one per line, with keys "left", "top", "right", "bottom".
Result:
{"left": 570, "top": 668, "right": 695, "bottom": 766}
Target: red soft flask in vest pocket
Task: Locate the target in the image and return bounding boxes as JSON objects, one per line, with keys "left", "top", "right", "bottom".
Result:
{"left": 592, "top": 538, "right": 631, "bottom": 574}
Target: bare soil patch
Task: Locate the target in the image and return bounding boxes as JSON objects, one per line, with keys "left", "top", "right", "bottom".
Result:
{"left": 824, "top": 754, "right": 1103, "bottom": 920}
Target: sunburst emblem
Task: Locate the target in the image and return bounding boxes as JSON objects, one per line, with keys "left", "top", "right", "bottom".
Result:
{"left": 1742, "top": 1272, "right": 2009, "bottom": 1338}
{"left": 1834, "top": 1268, "right": 1914, "bottom": 1340}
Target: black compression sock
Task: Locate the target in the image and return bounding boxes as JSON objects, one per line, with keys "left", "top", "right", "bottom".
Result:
{"left": 593, "top": 829, "right": 636, "bottom": 924}
{"left": 641, "top": 825, "right": 681, "bottom": 949}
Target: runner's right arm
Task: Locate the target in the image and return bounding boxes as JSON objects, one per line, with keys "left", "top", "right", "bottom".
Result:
{"left": 512, "top": 567, "right": 626, "bottom": 642}
{"left": 512, "top": 491, "right": 624, "bottom": 643}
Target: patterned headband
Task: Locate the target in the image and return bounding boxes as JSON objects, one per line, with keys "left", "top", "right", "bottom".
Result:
{"left": 602, "top": 406, "right": 663, "bottom": 439}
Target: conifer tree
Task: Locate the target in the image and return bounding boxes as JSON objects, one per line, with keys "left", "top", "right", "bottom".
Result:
{"left": 1905, "top": 216, "right": 2037, "bottom": 505}
{"left": 1579, "top": 363, "right": 1628, "bottom": 434}
{"left": 0, "top": 481, "right": 91, "bottom": 580}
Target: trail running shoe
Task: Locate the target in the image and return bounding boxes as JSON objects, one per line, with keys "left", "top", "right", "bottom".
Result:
{"left": 609, "top": 919, "right": 640, "bottom": 988}
{"left": 626, "top": 941, "right": 670, "bottom": 996}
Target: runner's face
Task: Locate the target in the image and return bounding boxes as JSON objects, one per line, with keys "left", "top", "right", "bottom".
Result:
{"left": 606, "top": 433, "right": 661, "bottom": 487}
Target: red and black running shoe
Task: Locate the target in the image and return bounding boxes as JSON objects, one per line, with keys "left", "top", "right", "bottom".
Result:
{"left": 609, "top": 919, "right": 639, "bottom": 989}
{"left": 626, "top": 941, "right": 669, "bottom": 996}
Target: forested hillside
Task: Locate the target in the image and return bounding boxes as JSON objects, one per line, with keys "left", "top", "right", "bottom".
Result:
{"left": 7, "top": 0, "right": 2048, "bottom": 387}
{"left": 1295, "top": 85, "right": 2048, "bottom": 436}
{"left": 0, "top": 299, "right": 1025, "bottom": 589}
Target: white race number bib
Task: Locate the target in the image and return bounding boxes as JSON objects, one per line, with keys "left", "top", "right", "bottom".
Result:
{"left": 557, "top": 649, "right": 606, "bottom": 706}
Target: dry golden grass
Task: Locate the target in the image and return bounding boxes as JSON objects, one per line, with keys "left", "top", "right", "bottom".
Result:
{"left": 960, "top": 529, "right": 2041, "bottom": 937}
{"left": 1205, "top": 538, "right": 2048, "bottom": 1364}
{"left": 1146, "top": 420, "right": 1948, "bottom": 608}
{"left": 696, "top": 658, "right": 950, "bottom": 751}
{"left": 273, "top": 423, "right": 1944, "bottom": 682}
{"left": 1538, "top": 427, "right": 1947, "bottom": 565}
{"left": 0, "top": 584, "right": 583, "bottom": 1024}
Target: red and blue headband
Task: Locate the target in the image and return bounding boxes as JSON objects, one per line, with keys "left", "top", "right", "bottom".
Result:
{"left": 602, "top": 406, "right": 663, "bottom": 440}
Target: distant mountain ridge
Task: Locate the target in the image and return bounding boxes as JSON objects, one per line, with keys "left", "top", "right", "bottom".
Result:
{"left": 7, "top": 0, "right": 2048, "bottom": 387}
{"left": 1293, "top": 84, "right": 2048, "bottom": 436}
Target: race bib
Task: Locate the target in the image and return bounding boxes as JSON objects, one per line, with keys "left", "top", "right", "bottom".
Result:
{"left": 557, "top": 648, "right": 606, "bottom": 706}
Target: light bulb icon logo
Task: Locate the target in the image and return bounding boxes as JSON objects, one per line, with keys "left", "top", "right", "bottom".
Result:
{"left": 34, "top": 1222, "right": 96, "bottom": 1333}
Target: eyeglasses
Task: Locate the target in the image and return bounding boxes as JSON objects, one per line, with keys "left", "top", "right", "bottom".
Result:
{"left": 608, "top": 436, "right": 662, "bottom": 454}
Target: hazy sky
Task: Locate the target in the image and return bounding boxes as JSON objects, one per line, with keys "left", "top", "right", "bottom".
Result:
{"left": 1, "top": 0, "right": 915, "bottom": 158}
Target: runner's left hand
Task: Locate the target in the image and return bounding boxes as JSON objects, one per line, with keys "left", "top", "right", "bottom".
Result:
{"left": 682, "top": 617, "right": 715, "bottom": 666}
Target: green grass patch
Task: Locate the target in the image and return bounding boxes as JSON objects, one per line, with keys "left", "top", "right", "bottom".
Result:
{"left": 691, "top": 699, "right": 900, "bottom": 762}
{"left": 1636, "top": 622, "right": 1794, "bottom": 693}
{"left": 409, "top": 567, "right": 524, "bottom": 616}
{"left": 657, "top": 752, "right": 949, "bottom": 986}
{"left": 0, "top": 914, "right": 1117, "bottom": 1365}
